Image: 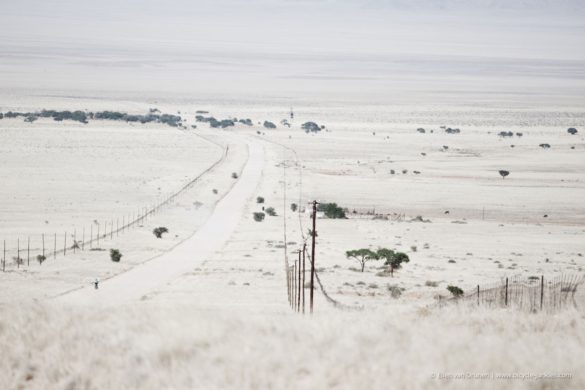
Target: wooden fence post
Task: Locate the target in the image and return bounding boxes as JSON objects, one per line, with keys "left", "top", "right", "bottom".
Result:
{"left": 17, "top": 238, "right": 20, "bottom": 269}
{"left": 90, "top": 225, "right": 93, "bottom": 249}
{"left": 42, "top": 234, "right": 45, "bottom": 259}
{"left": 477, "top": 285, "right": 480, "bottom": 306}
{"left": 27, "top": 236, "right": 30, "bottom": 266}
{"left": 54, "top": 233, "right": 56, "bottom": 259}
{"left": 2, "top": 240, "right": 5, "bottom": 272}
{"left": 505, "top": 277, "right": 508, "bottom": 306}
{"left": 540, "top": 275, "right": 544, "bottom": 310}
{"left": 82, "top": 227, "right": 85, "bottom": 251}
{"left": 73, "top": 229, "right": 76, "bottom": 254}
{"left": 64, "top": 232, "right": 67, "bottom": 256}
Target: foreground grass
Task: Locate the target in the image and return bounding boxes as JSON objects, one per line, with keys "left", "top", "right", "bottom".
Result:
{"left": 0, "top": 303, "right": 583, "bottom": 389}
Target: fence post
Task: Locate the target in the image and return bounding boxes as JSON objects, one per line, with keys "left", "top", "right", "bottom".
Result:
{"left": 73, "top": 229, "right": 76, "bottom": 254}
{"left": 17, "top": 238, "right": 20, "bottom": 269}
{"left": 505, "top": 277, "right": 508, "bottom": 306}
{"left": 54, "top": 233, "right": 56, "bottom": 259}
{"left": 540, "top": 275, "right": 544, "bottom": 310}
{"left": 27, "top": 236, "right": 30, "bottom": 266}
{"left": 64, "top": 232, "right": 67, "bottom": 256}
{"left": 297, "top": 251, "right": 301, "bottom": 312}
{"left": 42, "top": 234, "right": 45, "bottom": 259}
{"left": 110, "top": 220, "right": 113, "bottom": 239}
{"left": 97, "top": 224, "right": 100, "bottom": 246}
{"left": 90, "top": 225, "right": 93, "bottom": 249}
{"left": 82, "top": 227, "right": 85, "bottom": 251}
{"left": 477, "top": 285, "right": 480, "bottom": 306}
{"left": 2, "top": 240, "right": 5, "bottom": 272}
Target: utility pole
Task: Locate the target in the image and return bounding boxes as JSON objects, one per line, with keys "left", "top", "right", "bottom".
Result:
{"left": 310, "top": 200, "right": 318, "bottom": 314}
{"left": 302, "top": 243, "right": 306, "bottom": 314}
{"left": 297, "top": 250, "right": 302, "bottom": 312}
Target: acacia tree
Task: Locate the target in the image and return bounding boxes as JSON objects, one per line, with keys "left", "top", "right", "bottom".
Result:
{"left": 345, "top": 249, "right": 378, "bottom": 272}
{"left": 377, "top": 248, "right": 410, "bottom": 276}
{"left": 499, "top": 170, "right": 510, "bottom": 179}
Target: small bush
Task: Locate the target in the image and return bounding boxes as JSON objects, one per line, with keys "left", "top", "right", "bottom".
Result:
{"left": 110, "top": 249, "right": 122, "bottom": 262}
{"left": 387, "top": 284, "right": 405, "bottom": 298}
{"left": 319, "top": 203, "right": 346, "bottom": 219}
{"left": 253, "top": 212, "right": 265, "bottom": 222}
{"left": 447, "top": 285, "right": 464, "bottom": 298}
{"left": 290, "top": 203, "right": 298, "bottom": 212}
{"left": 265, "top": 207, "right": 277, "bottom": 216}
{"left": 425, "top": 280, "right": 438, "bottom": 287}
{"left": 212, "top": 189, "right": 218, "bottom": 194}
{"left": 36, "top": 254, "right": 46, "bottom": 264}
{"left": 256, "top": 196, "right": 265, "bottom": 204}
{"left": 231, "top": 172, "right": 238, "bottom": 179}
{"left": 153, "top": 227, "right": 169, "bottom": 238}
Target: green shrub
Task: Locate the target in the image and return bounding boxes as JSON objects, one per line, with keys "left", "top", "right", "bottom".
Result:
{"left": 253, "top": 212, "right": 265, "bottom": 222}
{"left": 447, "top": 285, "right": 464, "bottom": 298}
{"left": 231, "top": 172, "right": 238, "bottom": 179}
{"left": 265, "top": 207, "right": 277, "bottom": 216}
{"left": 319, "top": 203, "right": 346, "bottom": 219}
{"left": 290, "top": 203, "right": 298, "bottom": 212}
{"left": 256, "top": 196, "right": 265, "bottom": 204}
{"left": 153, "top": 227, "right": 169, "bottom": 238}
{"left": 110, "top": 249, "right": 122, "bottom": 262}
{"left": 36, "top": 254, "right": 46, "bottom": 265}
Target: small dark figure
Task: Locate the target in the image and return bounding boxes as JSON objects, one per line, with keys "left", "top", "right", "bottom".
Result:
{"left": 94, "top": 278, "right": 100, "bottom": 290}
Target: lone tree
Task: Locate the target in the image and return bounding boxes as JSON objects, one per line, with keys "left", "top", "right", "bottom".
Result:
{"left": 346, "top": 248, "right": 378, "bottom": 272}
{"left": 256, "top": 196, "right": 265, "bottom": 204}
{"left": 253, "top": 212, "right": 265, "bottom": 222}
{"left": 447, "top": 285, "right": 464, "bottom": 298}
{"left": 567, "top": 128, "right": 578, "bottom": 135}
{"left": 265, "top": 207, "right": 277, "bottom": 216}
{"left": 499, "top": 170, "right": 510, "bottom": 179}
{"left": 153, "top": 227, "right": 169, "bottom": 238}
{"left": 290, "top": 203, "right": 298, "bottom": 212}
{"left": 377, "top": 248, "right": 410, "bottom": 277}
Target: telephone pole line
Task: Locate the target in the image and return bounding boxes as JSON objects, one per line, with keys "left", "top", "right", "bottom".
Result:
{"left": 310, "top": 200, "right": 318, "bottom": 314}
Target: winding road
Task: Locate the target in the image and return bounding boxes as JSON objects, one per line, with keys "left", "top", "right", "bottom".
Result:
{"left": 58, "top": 138, "right": 264, "bottom": 306}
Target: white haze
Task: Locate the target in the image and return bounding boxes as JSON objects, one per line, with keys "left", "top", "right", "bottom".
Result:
{"left": 0, "top": 0, "right": 584, "bottom": 102}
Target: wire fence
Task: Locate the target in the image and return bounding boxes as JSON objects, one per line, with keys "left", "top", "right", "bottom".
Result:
{"left": 437, "top": 274, "right": 585, "bottom": 313}
{"left": 1, "top": 144, "right": 228, "bottom": 272}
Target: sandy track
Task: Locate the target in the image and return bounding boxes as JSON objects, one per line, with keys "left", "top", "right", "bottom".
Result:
{"left": 57, "top": 136, "right": 264, "bottom": 306}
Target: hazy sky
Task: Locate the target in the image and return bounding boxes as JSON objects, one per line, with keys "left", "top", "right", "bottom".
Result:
{"left": 1, "top": 0, "right": 584, "bottom": 102}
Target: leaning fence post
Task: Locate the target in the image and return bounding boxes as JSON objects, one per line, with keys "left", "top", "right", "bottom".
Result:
{"left": 540, "top": 275, "right": 544, "bottom": 310}
{"left": 505, "top": 277, "right": 508, "bottom": 306}
{"left": 73, "top": 229, "right": 76, "bottom": 254}
{"left": 477, "top": 285, "right": 480, "bottom": 306}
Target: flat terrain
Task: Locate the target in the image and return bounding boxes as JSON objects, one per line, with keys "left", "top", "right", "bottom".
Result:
{"left": 1, "top": 1, "right": 585, "bottom": 388}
